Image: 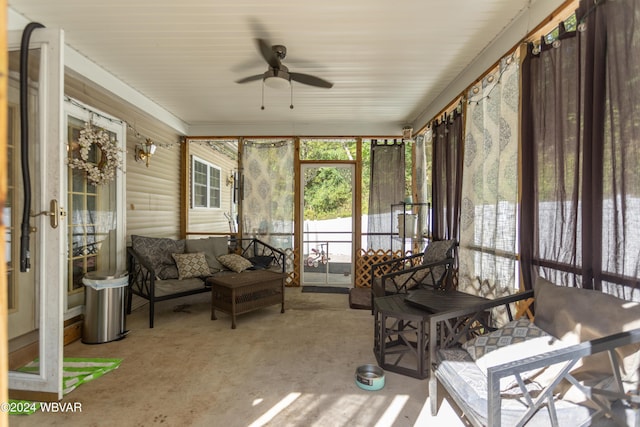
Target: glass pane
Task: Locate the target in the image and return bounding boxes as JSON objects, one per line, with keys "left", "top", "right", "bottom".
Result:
{"left": 67, "top": 112, "right": 122, "bottom": 305}
{"left": 300, "top": 139, "right": 357, "bottom": 161}
{"left": 210, "top": 167, "right": 220, "bottom": 208}
{"left": 72, "top": 168, "right": 85, "bottom": 192}
{"left": 210, "top": 187, "right": 220, "bottom": 208}
{"left": 7, "top": 47, "right": 41, "bottom": 375}
{"left": 210, "top": 167, "right": 220, "bottom": 188}
{"left": 194, "top": 161, "right": 207, "bottom": 184}
{"left": 86, "top": 194, "right": 96, "bottom": 214}
{"left": 194, "top": 186, "right": 207, "bottom": 207}
{"left": 302, "top": 165, "right": 354, "bottom": 286}
{"left": 71, "top": 258, "right": 84, "bottom": 291}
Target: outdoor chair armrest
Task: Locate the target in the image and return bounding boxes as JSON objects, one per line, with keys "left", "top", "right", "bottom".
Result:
{"left": 127, "top": 246, "right": 157, "bottom": 295}
{"left": 484, "top": 328, "right": 640, "bottom": 427}
{"left": 379, "top": 257, "right": 455, "bottom": 294}
{"left": 239, "top": 238, "right": 286, "bottom": 273}
{"left": 429, "top": 290, "right": 535, "bottom": 348}
{"left": 370, "top": 252, "right": 424, "bottom": 287}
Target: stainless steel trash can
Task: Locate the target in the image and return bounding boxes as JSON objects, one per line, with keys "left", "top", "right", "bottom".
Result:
{"left": 82, "top": 271, "right": 128, "bottom": 344}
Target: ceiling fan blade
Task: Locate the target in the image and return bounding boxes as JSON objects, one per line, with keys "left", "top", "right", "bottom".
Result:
{"left": 231, "top": 57, "right": 265, "bottom": 73}
{"left": 256, "top": 38, "right": 280, "bottom": 69}
{"left": 289, "top": 72, "right": 333, "bottom": 88}
{"left": 235, "top": 74, "right": 264, "bottom": 84}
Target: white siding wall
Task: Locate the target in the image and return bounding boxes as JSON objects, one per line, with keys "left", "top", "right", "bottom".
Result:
{"left": 187, "top": 142, "right": 237, "bottom": 234}
{"left": 65, "top": 75, "right": 183, "bottom": 241}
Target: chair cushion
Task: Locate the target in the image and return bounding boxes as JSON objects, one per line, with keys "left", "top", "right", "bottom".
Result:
{"left": 422, "top": 239, "right": 456, "bottom": 264}
{"left": 462, "top": 317, "right": 548, "bottom": 360}
{"left": 421, "top": 239, "right": 456, "bottom": 286}
{"left": 534, "top": 277, "right": 640, "bottom": 405}
{"left": 534, "top": 277, "right": 640, "bottom": 382}
{"left": 349, "top": 287, "right": 372, "bottom": 310}
{"left": 435, "top": 348, "right": 599, "bottom": 426}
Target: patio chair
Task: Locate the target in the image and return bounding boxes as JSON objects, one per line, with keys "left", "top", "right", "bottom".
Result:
{"left": 370, "top": 239, "right": 457, "bottom": 309}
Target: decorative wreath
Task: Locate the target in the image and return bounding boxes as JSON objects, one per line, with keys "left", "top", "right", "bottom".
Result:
{"left": 68, "top": 122, "right": 123, "bottom": 185}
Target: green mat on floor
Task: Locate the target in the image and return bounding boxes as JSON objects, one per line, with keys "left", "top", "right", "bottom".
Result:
{"left": 10, "top": 357, "right": 122, "bottom": 415}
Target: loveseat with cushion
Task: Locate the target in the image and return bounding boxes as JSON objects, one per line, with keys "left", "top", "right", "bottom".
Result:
{"left": 127, "top": 235, "right": 285, "bottom": 328}
{"left": 430, "top": 277, "right": 640, "bottom": 426}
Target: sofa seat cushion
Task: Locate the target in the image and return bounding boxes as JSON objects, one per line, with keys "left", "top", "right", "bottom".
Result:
{"left": 435, "top": 348, "right": 598, "bottom": 426}
{"left": 154, "top": 278, "right": 208, "bottom": 298}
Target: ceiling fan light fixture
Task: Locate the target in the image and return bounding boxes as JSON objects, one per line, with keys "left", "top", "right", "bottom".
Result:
{"left": 264, "top": 75, "right": 290, "bottom": 89}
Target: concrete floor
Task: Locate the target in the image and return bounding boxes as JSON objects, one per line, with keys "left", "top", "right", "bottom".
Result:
{"left": 10, "top": 288, "right": 467, "bottom": 427}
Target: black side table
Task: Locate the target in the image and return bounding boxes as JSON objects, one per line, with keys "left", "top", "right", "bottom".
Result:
{"left": 373, "top": 294, "right": 432, "bottom": 379}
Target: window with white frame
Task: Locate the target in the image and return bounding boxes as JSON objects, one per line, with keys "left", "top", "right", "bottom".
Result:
{"left": 191, "top": 156, "right": 221, "bottom": 209}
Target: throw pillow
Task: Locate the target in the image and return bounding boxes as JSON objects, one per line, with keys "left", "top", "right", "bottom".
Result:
{"left": 131, "top": 235, "right": 186, "bottom": 279}
{"left": 247, "top": 255, "right": 274, "bottom": 270}
{"left": 462, "top": 317, "right": 548, "bottom": 360}
{"left": 420, "top": 240, "right": 455, "bottom": 287}
{"left": 217, "top": 253, "right": 253, "bottom": 273}
{"left": 172, "top": 252, "right": 211, "bottom": 279}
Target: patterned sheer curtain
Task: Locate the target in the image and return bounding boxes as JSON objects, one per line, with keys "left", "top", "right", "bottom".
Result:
{"left": 241, "top": 139, "right": 295, "bottom": 253}
{"left": 521, "top": 0, "right": 640, "bottom": 300}
{"left": 458, "top": 54, "right": 520, "bottom": 299}
{"left": 431, "top": 111, "right": 464, "bottom": 242}
{"left": 367, "top": 140, "right": 405, "bottom": 251}
{"left": 414, "top": 134, "right": 430, "bottom": 235}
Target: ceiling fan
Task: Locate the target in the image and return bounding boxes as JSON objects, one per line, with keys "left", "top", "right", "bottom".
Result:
{"left": 236, "top": 38, "right": 334, "bottom": 89}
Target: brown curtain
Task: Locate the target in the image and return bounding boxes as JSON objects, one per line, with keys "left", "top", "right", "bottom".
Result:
{"left": 520, "top": 29, "right": 582, "bottom": 290}
{"left": 521, "top": 0, "right": 640, "bottom": 299}
{"left": 431, "top": 111, "right": 464, "bottom": 242}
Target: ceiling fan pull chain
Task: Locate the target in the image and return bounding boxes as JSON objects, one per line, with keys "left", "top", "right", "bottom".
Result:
{"left": 290, "top": 82, "right": 294, "bottom": 109}
{"left": 261, "top": 80, "right": 265, "bottom": 110}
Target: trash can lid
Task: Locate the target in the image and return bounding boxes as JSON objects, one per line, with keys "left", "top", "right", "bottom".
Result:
{"left": 84, "top": 270, "right": 128, "bottom": 280}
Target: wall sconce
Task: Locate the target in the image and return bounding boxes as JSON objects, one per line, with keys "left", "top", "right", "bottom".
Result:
{"left": 135, "top": 138, "right": 157, "bottom": 167}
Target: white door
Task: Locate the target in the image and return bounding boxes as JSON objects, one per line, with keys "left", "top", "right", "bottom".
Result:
{"left": 7, "top": 27, "right": 65, "bottom": 400}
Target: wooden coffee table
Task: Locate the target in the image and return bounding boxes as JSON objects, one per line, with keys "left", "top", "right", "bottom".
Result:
{"left": 207, "top": 270, "right": 286, "bottom": 329}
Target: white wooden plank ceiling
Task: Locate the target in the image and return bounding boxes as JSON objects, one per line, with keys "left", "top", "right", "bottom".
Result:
{"left": 8, "top": 0, "right": 542, "bottom": 136}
